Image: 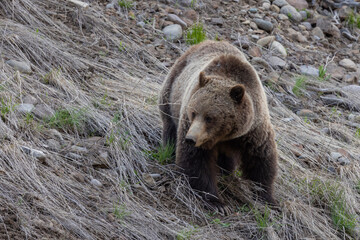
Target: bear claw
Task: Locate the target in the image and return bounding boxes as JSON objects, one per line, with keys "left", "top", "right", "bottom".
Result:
{"left": 206, "top": 201, "right": 232, "bottom": 216}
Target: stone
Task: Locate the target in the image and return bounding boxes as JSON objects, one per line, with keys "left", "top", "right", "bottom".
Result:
{"left": 299, "top": 65, "right": 319, "bottom": 77}
{"left": 21, "top": 146, "right": 46, "bottom": 162}
{"left": 73, "top": 173, "right": 85, "bottom": 183}
{"left": 299, "top": 11, "right": 308, "bottom": 20}
{"left": 106, "top": 3, "right": 114, "bottom": 9}
{"left": 312, "top": 27, "right": 324, "bottom": 39}
{"left": 32, "top": 104, "right": 54, "bottom": 119}
{"left": 273, "top": 0, "right": 288, "bottom": 7}
{"left": 270, "top": 4, "right": 280, "bottom": 13}
{"left": 167, "top": 14, "right": 187, "bottom": 28}
{"left": 91, "top": 179, "right": 103, "bottom": 187}
{"left": 338, "top": 157, "right": 350, "bottom": 166}
{"left": 46, "top": 139, "right": 61, "bottom": 151}
{"left": 316, "top": 18, "right": 341, "bottom": 38}
{"left": 267, "top": 56, "right": 287, "bottom": 68}
{"left": 263, "top": 2, "right": 271, "bottom": 10}
{"left": 326, "top": 63, "right": 346, "bottom": 80}
{"left": 211, "top": 18, "right": 224, "bottom": 25}
{"left": 249, "top": 8, "right": 258, "bottom": 13}
{"left": 287, "top": 0, "right": 308, "bottom": 10}
{"left": 278, "top": 14, "right": 289, "bottom": 20}
{"left": 338, "top": 6, "right": 352, "bottom": 20}
{"left": 249, "top": 46, "right": 262, "bottom": 57}
{"left": 341, "top": 85, "right": 360, "bottom": 111}
{"left": 22, "top": 95, "right": 38, "bottom": 105}
{"left": 270, "top": 41, "right": 287, "bottom": 57}
{"left": 339, "top": 59, "right": 357, "bottom": 71}
{"left": 16, "top": 104, "right": 34, "bottom": 114}
{"left": 280, "top": 5, "right": 303, "bottom": 22}
{"left": 296, "top": 109, "right": 318, "bottom": 119}
{"left": 253, "top": 19, "right": 274, "bottom": 32}
{"left": 343, "top": 73, "right": 358, "bottom": 84}
{"left": 6, "top": 60, "right": 32, "bottom": 73}
{"left": 46, "top": 129, "right": 63, "bottom": 141}
{"left": 301, "top": 22, "right": 312, "bottom": 30}
{"left": 257, "top": 36, "right": 275, "bottom": 47}
{"left": 162, "top": 24, "right": 182, "bottom": 41}
{"left": 136, "top": 21, "right": 145, "bottom": 28}
{"left": 296, "top": 33, "right": 307, "bottom": 43}
{"left": 250, "top": 21, "right": 258, "bottom": 30}
{"left": 70, "top": 146, "right": 88, "bottom": 153}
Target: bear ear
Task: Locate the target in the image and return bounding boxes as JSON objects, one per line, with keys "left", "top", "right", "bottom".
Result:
{"left": 230, "top": 84, "right": 245, "bottom": 104}
{"left": 199, "top": 72, "right": 210, "bottom": 87}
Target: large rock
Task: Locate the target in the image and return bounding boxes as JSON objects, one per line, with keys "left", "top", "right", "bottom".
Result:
{"left": 312, "top": 27, "right": 325, "bottom": 39}
{"left": 326, "top": 62, "right": 346, "bottom": 80}
{"left": 300, "top": 65, "right": 319, "bottom": 77}
{"left": 280, "top": 5, "right": 303, "bottom": 22}
{"left": 253, "top": 19, "right": 273, "bottom": 32}
{"left": 163, "top": 24, "right": 182, "bottom": 41}
{"left": 6, "top": 60, "right": 32, "bottom": 73}
{"left": 316, "top": 17, "right": 341, "bottom": 38}
{"left": 270, "top": 41, "right": 287, "bottom": 57}
{"left": 167, "top": 14, "right": 187, "bottom": 28}
{"left": 273, "top": 0, "right": 288, "bottom": 7}
{"left": 339, "top": 59, "right": 357, "bottom": 71}
{"left": 257, "top": 36, "right": 275, "bottom": 47}
{"left": 287, "top": 0, "right": 308, "bottom": 9}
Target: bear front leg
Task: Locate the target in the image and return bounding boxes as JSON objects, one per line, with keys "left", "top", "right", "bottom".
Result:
{"left": 176, "top": 120, "right": 229, "bottom": 214}
{"left": 240, "top": 132, "right": 277, "bottom": 205}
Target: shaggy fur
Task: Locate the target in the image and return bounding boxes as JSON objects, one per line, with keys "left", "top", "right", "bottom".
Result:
{"left": 159, "top": 40, "right": 278, "bottom": 212}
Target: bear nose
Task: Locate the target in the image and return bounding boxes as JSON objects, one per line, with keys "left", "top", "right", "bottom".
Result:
{"left": 185, "top": 135, "right": 197, "bottom": 145}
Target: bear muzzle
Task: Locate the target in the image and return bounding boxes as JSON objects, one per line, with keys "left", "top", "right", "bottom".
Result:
{"left": 185, "top": 120, "right": 209, "bottom": 148}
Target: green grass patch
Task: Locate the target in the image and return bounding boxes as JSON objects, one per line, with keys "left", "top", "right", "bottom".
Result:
{"left": 355, "top": 128, "right": 360, "bottom": 138}
{"left": 347, "top": 10, "right": 360, "bottom": 29}
{"left": 146, "top": 142, "right": 175, "bottom": 165}
{"left": 45, "top": 108, "right": 86, "bottom": 132}
{"left": 113, "top": 203, "right": 131, "bottom": 220}
{"left": 0, "top": 97, "right": 16, "bottom": 120}
{"left": 305, "top": 178, "right": 358, "bottom": 236}
{"left": 186, "top": 23, "right": 207, "bottom": 45}
{"left": 318, "top": 65, "right": 330, "bottom": 81}
{"left": 118, "top": 0, "right": 133, "bottom": 9}
{"left": 176, "top": 225, "right": 199, "bottom": 240}
{"left": 292, "top": 76, "right": 307, "bottom": 97}
{"left": 253, "top": 206, "right": 272, "bottom": 230}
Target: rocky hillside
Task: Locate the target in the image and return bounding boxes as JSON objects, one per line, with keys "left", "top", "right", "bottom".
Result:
{"left": 1, "top": 0, "right": 360, "bottom": 239}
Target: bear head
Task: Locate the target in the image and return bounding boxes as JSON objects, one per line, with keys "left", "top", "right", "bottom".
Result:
{"left": 185, "top": 72, "right": 255, "bottom": 149}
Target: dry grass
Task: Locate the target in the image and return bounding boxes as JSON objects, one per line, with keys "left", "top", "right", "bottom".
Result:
{"left": 1, "top": 1, "right": 360, "bottom": 239}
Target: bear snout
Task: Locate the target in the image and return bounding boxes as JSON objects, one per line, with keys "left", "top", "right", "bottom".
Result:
{"left": 185, "top": 135, "right": 196, "bottom": 145}
{"left": 185, "top": 120, "right": 207, "bottom": 147}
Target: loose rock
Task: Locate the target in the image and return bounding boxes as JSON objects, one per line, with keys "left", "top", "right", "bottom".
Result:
{"left": 16, "top": 104, "right": 34, "bottom": 114}
{"left": 162, "top": 24, "right": 182, "bottom": 41}
{"left": 168, "top": 14, "right": 187, "bottom": 28}
{"left": 299, "top": 65, "right": 319, "bottom": 77}
{"left": 257, "top": 36, "right": 275, "bottom": 47}
{"left": 270, "top": 41, "right": 287, "bottom": 57}
{"left": 91, "top": 179, "right": 103, "bottom": 187}
{"left": 273, "top": 0, "right": 288, "bottom": 7}
{"left": 287, "top": 0, "right": 308, "bottom": 9}
{"left": 6, "top": 60, "right": 32, "bottom": 73}
{"left": 280, "top": 5, "right": 303, "bottom": 22}
{"left": 21, "top": 146, "right": 46, "bottom": 162}
{"left": 339, "top": 59, "right": 357, "bottom": 71}
{"left": 253, "top": 19, "right": 274, "bottom": 32}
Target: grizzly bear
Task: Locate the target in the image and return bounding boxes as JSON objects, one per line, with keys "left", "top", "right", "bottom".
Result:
{"left": 159, "top": 40, "right": 278, "bottom": 214}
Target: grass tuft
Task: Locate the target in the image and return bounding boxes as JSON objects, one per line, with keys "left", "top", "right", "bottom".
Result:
{"left": 146, "top": 142, "right": 175, "bottom": 165}
{"left": 45, "top": 108, "right": 86, "bottom": 132}
{"left": 292, "top": 76, "right": 307, "bottom": 97}
{"left": 186, "top": 23, "right": 207, "bottom": 45}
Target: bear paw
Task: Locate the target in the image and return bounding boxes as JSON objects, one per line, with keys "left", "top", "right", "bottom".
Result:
{"left": 205, "top": 201, "right": 232, "bottom": 216}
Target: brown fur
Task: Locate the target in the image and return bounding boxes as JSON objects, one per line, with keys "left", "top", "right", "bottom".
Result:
{"left": 159, "top": 40, "right": 278, "bottom": 210}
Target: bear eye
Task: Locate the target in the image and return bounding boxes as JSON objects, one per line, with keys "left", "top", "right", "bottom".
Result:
{"left": 205, "top": 116, "right": 213, "bottom": 123}
{"left": 192, "top": 112, "right": 196, "bottom": 119}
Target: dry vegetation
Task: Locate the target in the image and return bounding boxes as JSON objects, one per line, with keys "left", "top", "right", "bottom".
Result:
{"left": 1, "top": 1, "right": 360, "bottom": 239}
